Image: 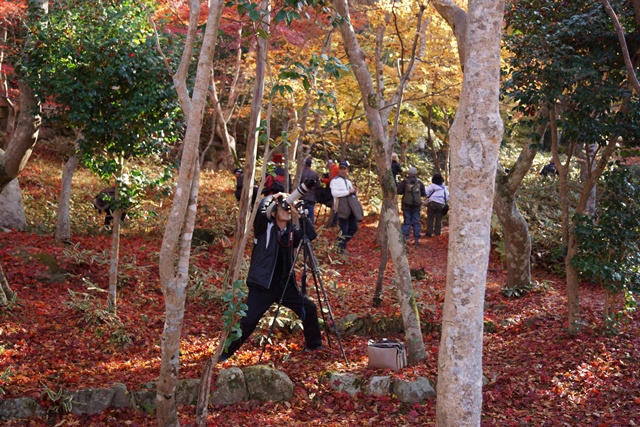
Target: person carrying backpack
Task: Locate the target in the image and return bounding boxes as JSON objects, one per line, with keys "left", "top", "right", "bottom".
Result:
{"left": 397, "top": 166, "right": 426, "bottom": 246}
{"left": 424, "top": 173, "right": 450, "bottom": 237}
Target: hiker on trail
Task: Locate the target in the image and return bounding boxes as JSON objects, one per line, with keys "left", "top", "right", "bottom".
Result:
{"left": 234, "top": 167, "right": 259, "bottom": 206}
{"left": 321, "top": 159, "right": 339, "bottom": 185}
{"left": 397, "top": 166, "right": 426, "bottom": 246}
{"left": 330, "top": 161, "right": 360, "bottom": 253}
{"left": 540, "top": 161, "right": 559, "bottom": 178}
{"left": 93, "top": 187, "right": 127, "bottom": 228}
{"left": 391, "top": 152, "right": 403, "bottom": 185}
{"left": 262, "top": 153, "right": 287, "bottom": 196}
{"left": 424, "top": 173, "right": 449, "bottom": 237}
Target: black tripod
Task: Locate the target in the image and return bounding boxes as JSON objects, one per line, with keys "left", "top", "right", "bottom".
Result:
{"left": 258, "top": 208, "right": 348, "bottom": 366}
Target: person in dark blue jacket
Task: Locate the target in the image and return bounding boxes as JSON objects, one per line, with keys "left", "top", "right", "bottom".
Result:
{"left": 219, "top": 192, "right": 323, "bottom": 361}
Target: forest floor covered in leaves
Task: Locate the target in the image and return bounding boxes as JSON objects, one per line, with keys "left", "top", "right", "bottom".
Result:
{"left": 1, "top": 144, "right": 639, "bottom": 426}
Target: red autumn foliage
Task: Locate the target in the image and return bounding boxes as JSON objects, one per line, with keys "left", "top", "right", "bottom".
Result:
{"left": 0, "top": 146, "right": 639, "bottom": 426}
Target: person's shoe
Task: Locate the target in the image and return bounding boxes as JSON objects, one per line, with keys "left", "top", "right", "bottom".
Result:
{"left": 305, "top": 345, "right": 325, "bottom": 353}
{"left": 414, "top": 239, "right": 420, "bottom": 246}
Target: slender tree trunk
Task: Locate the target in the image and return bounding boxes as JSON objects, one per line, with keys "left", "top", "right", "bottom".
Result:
{"left": 374, "top": 204, "right": 390, "bottom": 307}
{"left": 196, "top": 3, "right": 270, "bottom": 425}
{"left": 55, "top": 146, "right": 80, "bottom": 242}
{"left": 433, "top": 1, "right": 505, "bottom": 426}
{"left": 107, "top": 206, "right": 122, "bottom": 313}
{"left": 156, "top": 0, "right": 223, "bottom": 425}
{"left": 334, "top": 0, "right": 426, "bottom": 363}
{"left": 564, "top": 134, "right": 618, "bottom": 333}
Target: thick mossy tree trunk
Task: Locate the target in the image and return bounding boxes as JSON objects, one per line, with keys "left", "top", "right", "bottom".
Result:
{"left": 493, "top": 120, "right": 545, "bottom": 289}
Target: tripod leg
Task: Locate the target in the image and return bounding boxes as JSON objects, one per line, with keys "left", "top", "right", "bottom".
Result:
{"left": 258, "top": 239, "right": 305, "bottom": 364}
{"left": 303, "top": 238, "right": 349, "bottom": 366}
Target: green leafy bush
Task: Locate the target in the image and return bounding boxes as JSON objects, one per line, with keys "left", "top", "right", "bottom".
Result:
{"left": 572, "top": 164, "right": 640, "bottom": 331}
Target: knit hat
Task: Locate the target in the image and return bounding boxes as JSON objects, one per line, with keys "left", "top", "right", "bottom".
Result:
{"left": 305, "top": 157, "right": 312, "bottom": 166}
{"left": 408, "top": 166, "right": 418, "bottom": 176}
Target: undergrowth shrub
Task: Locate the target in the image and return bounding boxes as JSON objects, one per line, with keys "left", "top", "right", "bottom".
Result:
{"left": 572, "top": 164, "right": 640, "bottom": 333}
{"left": 64, "top": 287, "right": 131, "bottom": 345}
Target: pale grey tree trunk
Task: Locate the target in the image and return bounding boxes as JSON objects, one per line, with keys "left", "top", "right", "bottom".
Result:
{"left": 580, "top": 143, "right": 598, "bottom": 216}
{"left": 433, "top": 1, "right": 505, "bottom": 426}
{"left": 54, "top": 148, "right": 79, "bottom": 242}
{"left": 107, "top": 204, "right": 122, "bottom": 313}
{"left": 156, "top": 0, "right": 223, "bottom": 425}
{"left": 196, "top": 2, "right": 270, "bottom": 424}
{"left": 334, "top": 0, "right": 426, "bottom": 363}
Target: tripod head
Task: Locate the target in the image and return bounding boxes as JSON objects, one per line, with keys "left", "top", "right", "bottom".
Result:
{"left": 293, "top": 200, "right": 309, "bottom": 218}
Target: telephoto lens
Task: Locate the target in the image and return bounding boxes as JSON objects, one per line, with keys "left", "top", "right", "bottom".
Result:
{"left": 285, "top": 179, "right": 316, "bottom": 206}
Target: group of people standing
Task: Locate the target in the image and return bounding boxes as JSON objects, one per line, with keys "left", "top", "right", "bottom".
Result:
{"left": 396, "top": 161, "right": 449, "bottom": 246}
{"left": 235, "top": 153, "right": 449, "bottom": 250}
{"left": 222, "top": 153, "right": 448, "bottom": 363}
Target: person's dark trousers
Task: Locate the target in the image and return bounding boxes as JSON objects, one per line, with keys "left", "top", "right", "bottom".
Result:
{"left": 337, "top": 214, "right": 358, "bottom": 250}
{"left": 426, "top": 201, "right": 445, "bottom": 236}
{"left": 222, "top": 280, "right": 322, "bottom": 359}
{"left": 401, "top": 207, "right": 422, "bottom": 239}
{"left": 302, "top": 201, "right": 316, "bottom": 224}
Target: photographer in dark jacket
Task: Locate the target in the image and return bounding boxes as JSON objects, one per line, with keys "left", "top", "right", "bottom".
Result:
{"left": 220, "top": 189, "right": 323, "bottom": 361}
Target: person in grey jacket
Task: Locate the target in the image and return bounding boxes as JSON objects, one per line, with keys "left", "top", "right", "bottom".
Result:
{"left": 424, "top": 173, "right": 449, "bottom": 237}
{"left": 330, "top": 161, "right": 359, "bottom": 253}
{"left": 219, "top": 192, "right": 323, "bottom": 361}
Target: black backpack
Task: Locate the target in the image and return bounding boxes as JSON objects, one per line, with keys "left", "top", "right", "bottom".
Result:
{"left": 402, "top": 181, "right": 422, "bottom": 207}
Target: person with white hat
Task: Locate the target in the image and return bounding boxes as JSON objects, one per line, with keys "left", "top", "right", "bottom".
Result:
{"left": 330, "top": 161, "right": 359, "bottom": 253}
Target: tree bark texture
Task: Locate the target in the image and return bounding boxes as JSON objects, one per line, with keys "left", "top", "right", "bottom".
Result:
{"left": 156, "top": 0, "right": 223, "bottom": 425}
{"left": 0, "top": 81, "right": 40, "bottom": 192}
{"left": 197, "top": 1, "right": 270, "bottom": 424}
{"left": 334, "top": 0, "right": 426, "bottom": 363}
{"left": 54, "top": 151, "right": 79, "bottom": 242}
{"left": 493, "top": 120, "right": 545, "bottom": 289}
{"left": 564, "top": 135, "right": 618, "bottom": 332}
{"left": 434, "top": 1, "right": 505, "bottom": 426}
{"left": 107, "top": 206, "right": 122, "bottom": 313}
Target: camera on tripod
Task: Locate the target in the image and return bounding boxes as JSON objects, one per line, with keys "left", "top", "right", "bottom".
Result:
{"left": 267, "top": 179, "right": 316, "bottom": 217}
